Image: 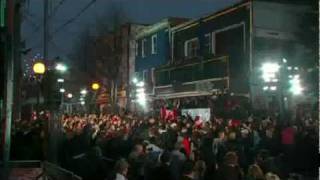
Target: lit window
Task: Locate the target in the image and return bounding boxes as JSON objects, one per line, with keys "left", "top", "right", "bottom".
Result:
{"left": 184, "top": 38, "right": 199, "bottom": 58}
{"left": 151, "top": 34, "right": 157, "bottom": 54}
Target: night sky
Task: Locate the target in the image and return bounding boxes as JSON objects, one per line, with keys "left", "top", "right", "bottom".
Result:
{"left": 22, "top": 0, "right": 240, "bottom": 61}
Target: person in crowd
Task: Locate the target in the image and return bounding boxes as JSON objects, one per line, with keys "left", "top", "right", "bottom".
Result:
{"left": 181, "top": 160, "right": 195, "bottom": 180}
{"left": 128, "top": 144, "right": 145, "bottom": 180}
{"left": 281, "top": 123, "right": 296, "bottom": 169}
{"left": 212, "top": 130, "right": 227, "bottom": 167}
{"left": 265, "top": 172, "right": 280, "bottom": 180}
{"left": 110, "top": 158, "right": 129, "bottom": 180}
{"left": 170, "top": 142, "right": 187, "bottom": 180}
{"left": 152, "top": 151, "right": 173, "bottom": 180}
{"left": 246, "top": 164, "right": 265, "bottom": 180}
{"left": 193, "top": 160, "right": 206, "bottom": 180}
{"left": 215, "top": 151, "right": 243, "bottom": 180}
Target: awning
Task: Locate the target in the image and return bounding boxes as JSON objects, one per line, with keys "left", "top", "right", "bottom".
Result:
{"left": 153, "top": 91, "right": 212, "bottom": 100}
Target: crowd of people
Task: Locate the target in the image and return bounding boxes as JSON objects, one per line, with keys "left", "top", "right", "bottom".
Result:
{"left": 53, "top": 111, "right": 318, "bottom": 180}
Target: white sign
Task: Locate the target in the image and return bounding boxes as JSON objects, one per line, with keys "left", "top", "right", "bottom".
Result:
{"left": 181, "top": 108, "right": 211, "bottom": 122}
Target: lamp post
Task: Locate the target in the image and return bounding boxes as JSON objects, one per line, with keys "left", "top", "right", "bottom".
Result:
{"left": 91, "top": 82, "right": 100, "bottom": 112}
{"left": 33, "top": 61, "right": 46, "bottom": 119}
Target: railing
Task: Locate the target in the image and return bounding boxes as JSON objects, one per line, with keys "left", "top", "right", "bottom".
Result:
{"left": 155, "top": 56, "right": 229, "bottom": 86}
{"left": 0, "top": 161, "right": 82, "bottom": 180}
{"left": 42, "top": 161, "right": 82, "bottom": 180}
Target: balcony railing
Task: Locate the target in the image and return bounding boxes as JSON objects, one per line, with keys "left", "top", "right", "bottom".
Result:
{"left": 155, "top": 56, "right": 229, "bottom": 86}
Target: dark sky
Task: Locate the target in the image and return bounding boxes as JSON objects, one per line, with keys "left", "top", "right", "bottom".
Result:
{"left": 22, "top": 0, "right": 240, "bottom": 61}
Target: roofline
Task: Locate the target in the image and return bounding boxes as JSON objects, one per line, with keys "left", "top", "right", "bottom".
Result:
{"left": 135, "top": 19, "right": 170, "bottom": 39}
{"left": 171, "top": 0, "right": 251, "bottom": 33}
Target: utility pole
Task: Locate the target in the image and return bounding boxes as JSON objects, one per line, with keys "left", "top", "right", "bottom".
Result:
{"left": 43, "top": 0, "right": 48, "bottom": 61}
{"left": 3, "top": 0, "right": 16, "bottom": 167}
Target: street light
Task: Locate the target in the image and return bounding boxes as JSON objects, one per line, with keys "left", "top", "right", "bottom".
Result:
{"left": 91, "top": 82, "right": 100, "bottom": 91}
{"left": 282, "top": 58, "right": 287, "bottom": 63}
{"left": 67, "top": 93, "right": 73, "bottom": 98}
{"left": 33, "top": 62, "right": 46, "bottom": 75}
{"left": 57, "top": 78, "right": 64, "bottom": 83}
{"left": 33, "top": 61, "right": 46, "bottom": 120}
{"left": 55, "top": 63, "right": 67, "bottom": 72}
{"left": 59, "top": 88, "right": 65, "bottom": 93}
{"left": 80, "top": 89, "right": 87, "bottom": 95}
{"left": 132, "top": 78, "right": 138, "bottom": 84}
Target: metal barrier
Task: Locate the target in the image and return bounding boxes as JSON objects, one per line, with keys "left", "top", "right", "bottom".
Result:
{"left": 42, "top": 161, "right": 82, "bottom": 180}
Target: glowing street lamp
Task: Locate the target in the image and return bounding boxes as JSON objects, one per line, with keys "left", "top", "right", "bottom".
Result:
{"left": 67, "top": 93, "right": 73, "bottom": 98}
{"left": 91, "top": 82, "right": 100, "bottom": 91}
{"left": 55, "top": 63, "right": 67, "bottom": 72}
{"left": 80, "top": 89, "right": 87, "bottom": 95}
{"left": 57, "top": 78, "right": 64, "bottom": 83}
{"left": 59, "top": 88, "right": 65, "bottom": 93}
{"left": 132, "top": 78, "right": 138, "bottom": 84}
{"left": 33, "top": 62, "right": 46, "bottom": 74}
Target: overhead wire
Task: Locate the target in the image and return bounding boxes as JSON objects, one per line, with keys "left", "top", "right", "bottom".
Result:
{"left": 49, "top": 0, "right": 68, "bottom": 19}
{"left": 29, "top": 0, "right": 98, "bottom": 51}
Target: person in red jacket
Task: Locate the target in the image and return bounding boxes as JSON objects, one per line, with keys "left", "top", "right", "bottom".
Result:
{"left": 182, "top": 134, "right": 191, "bottom": 158}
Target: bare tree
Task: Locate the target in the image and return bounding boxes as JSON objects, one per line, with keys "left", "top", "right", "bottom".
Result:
{"left": 71, "top": 3, "right": 129, "bottom": 111}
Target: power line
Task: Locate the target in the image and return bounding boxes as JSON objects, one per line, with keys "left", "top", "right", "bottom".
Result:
{"left": 29, "top": 0, "right": 97, "bottom": 52}
{"left": 51, "top": 0, "right": 97, "bottom": 36}
{"left": 49, "top": 0, "right": 68, "bottom": 19}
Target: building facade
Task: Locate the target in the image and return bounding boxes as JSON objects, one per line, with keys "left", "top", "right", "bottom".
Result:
{"left": 134, "top": 18, "right": 188, "bottom": 110}
{"left": 145, "top": 0, "right": 316, "bottom": 116}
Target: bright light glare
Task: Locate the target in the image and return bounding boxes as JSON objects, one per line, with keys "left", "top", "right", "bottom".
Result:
{"left": 289, "top": 78, "right": 303, "bottom": 95}
{"left": 91, "top": 83, "right": 100, "bottom": 90}
{"left": 261, "top": 63, "right": 280, "bottom": 82}
{"left": 287, "top": 66, "right": 292, "bottom": 70}
{"left": 57, "top": 78, "right": 64, "bottom": 83}
{"left": 261, "top": 63, "right": 280, "bottom": 73}
{"left": 271, "top": 79, "right": 279, "bottom": 82}
{"left": 67, "top": 93, "right": 73, "bottom": 98}
{"left": 59, "top": 88, "right": 65, "bottom": 93}
{"left": 136, "top": 88, "right": 145, "bottom": 93}
{"left": 55, "top": 63, "right": 67, "bottom": 72}
{"left": 132, "top": 78, "right": 138, "bottom": 84}
{"left": 263, "top": 86, "right": 269, "bottom": 91}
{"left": 80, "top": 97, "right": 84, "bottom": 101}
{"left": 33, "top": 62, "right": 46, "bottom": 74}
{"left": 80, "top": 101, "right": 85, "bottom": 105}
{"left": 282, "top": 58, "right": 287, "bottom": 63}
{"left": 137, "top": 81, "right": 144, "bottom": 87}
{"left": 80, "top": 89, "right": 87, "bottom": 95}
{"left": 294, "top": 67, "right": 299, "bottom": 70}
{"left": 270, "top": 86, "right": 277, "bottom": 91}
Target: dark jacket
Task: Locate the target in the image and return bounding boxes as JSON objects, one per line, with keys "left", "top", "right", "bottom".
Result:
{"left": 152, "top": 163, "right": 173, "bottom": 180}
{"left": 215, "top": 164, "right": 243, "bottom": 180}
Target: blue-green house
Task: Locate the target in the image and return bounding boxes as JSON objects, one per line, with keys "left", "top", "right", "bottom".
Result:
{"left": 134, "top": 17, "right": 188, "bottom": 93}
